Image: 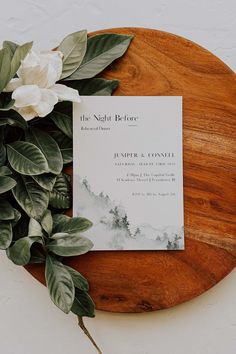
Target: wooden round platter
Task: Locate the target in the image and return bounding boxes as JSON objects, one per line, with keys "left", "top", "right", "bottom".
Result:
{"left": 26, "top": 28, "right": 236, "bottom": 313}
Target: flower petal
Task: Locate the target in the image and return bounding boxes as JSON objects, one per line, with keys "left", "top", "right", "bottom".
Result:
{"left": 12, "top": 85, "right": 41, "bottom": 108}
{"left": 20, "top": 63, "right": 57, "bottom": 88}
{"left": 39, "top": 50, "right": 63, "bottom": 82}
{"left": 33, "top": 88, "right": 58, "bottom": 117}
{"left": 23, "top": 50, "right": 40, "bottom": 67}
{"left": 4, "top": 78, "right": 23, "bottom": 92}
{"left": 17, "top": 49, "right": 60, "bottom": 88}
{"left": 15, "top": 106, "right": 38, "bottom": 121}
{"left": 51, "top": 84, "right": 81, "bottom": 103}
{"left": 43, "top": 63, "right": 58, "bottom": 88}
{"left": 17, "top": 50, "right": 40, "bottom": 78}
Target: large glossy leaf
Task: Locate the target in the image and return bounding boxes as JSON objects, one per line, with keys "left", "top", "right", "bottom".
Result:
{"left": 52, "top": 213, "right": 70, "bottom": 225}
{"left": 7, "top": 141, "right": 49, "bottom": 175}
{"left": 0, "top": 48, "right": 11, "bottom": 93}
{"left": 0, "top": 166, "right": 12, "bottom": 176}
{"left": 3, "top": 41, "right": 19, "bottom": 57}
{"left": 11, "top": 208, "right": 21, "bottom": 226}
{"left": 65, "top": 266, "right": 89, "bottom": 291}
{"left": 25, "top": 128, "right": 63, "bottom": 175}
{"left": 12, "top": 174, "right": 49, "bottom": 220}
{"left": 28, "top": 218, "right": 43, "bottom": 236}
{"left": 0, "top": 199, "right": 15, "bottom": 220}
{"left": 0, "top": 175, "right": 16, "bottom": 194}
{"left": 9, "top": 42, "right": 32, "bottom": 80}
{"left": 0, "top": 118, "right": 12, "bottom": 126}
{"left": 12, "top": 211, "right": 29, "bottom": 241}
{"left": 49, "top": 112, "right": 72, "bottom": 139}
{"left": 45, "top": 255, "right": 75, "bottom": 314}
{"left": 59, "top": 30, "right": 87, "bottom": 80}
{"left": 0, "top": 127, "right": 6, "bottom": 166}
{"left": 53, "top": 101, "right": 72, "bottom": 116}
{"left": 0, "top": 144, "right": 6, "bottom": 166}
{"left": 71, "top": 288, "right": 95, "bottom": 318}
{"left": 50, "top": 131, "right": 72, "bottom": 164}
{"left": 47, "top": 233, "right": 93, "bottom": 257}
{"left": 30, "top": 248, "right": 45, "bottom": 264}
{"left": 0, "top": 99, "right": 15, "bottom": 111}
{"left": 41, "top": 209, "right": 53, "bottom": 236}
{"left": 49, "top": 173, "right": 71, "bottom": 209}
{"left": 1, "top": 41, "right": 32, "bottom": 91}
{"left": 32, "top": 173, "right": 57, "bottom": 192}
{"left": 65, "top": 34, "right": 133, "bottom": 80}
{"left": 7, "top": 236, "right": 42, "bottom": 265}
{"left": 0, "top": 111, "right": 28, "bottom": 129}
{"left": 0, "top": 221, "right": 12, "bottom": 249}
{"left": 65, "top": 78, "right": 119, "bottom": 96}
{"left": 52, "top": 215, "right": 92, "bottom": 234}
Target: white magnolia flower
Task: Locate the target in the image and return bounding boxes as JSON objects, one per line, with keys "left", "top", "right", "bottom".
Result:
{"left": 5, "top": 50, "right": 80, "bottom": 120}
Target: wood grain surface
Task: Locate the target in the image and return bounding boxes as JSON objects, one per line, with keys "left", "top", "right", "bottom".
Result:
{"left": 26, "top": 28, "right": 236, "bottom": 313}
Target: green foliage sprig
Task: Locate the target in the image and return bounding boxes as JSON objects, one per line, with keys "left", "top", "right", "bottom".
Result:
{"left": 0, "top": 30, "right": 133, "bottom": 353}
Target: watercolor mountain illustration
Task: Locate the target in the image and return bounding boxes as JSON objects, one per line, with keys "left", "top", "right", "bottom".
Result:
{"left": 74, "top": 177, "right": 184, "bottom": 250}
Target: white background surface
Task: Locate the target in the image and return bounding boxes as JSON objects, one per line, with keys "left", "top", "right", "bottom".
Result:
{"left": 0, "top": 1, "right": 235, "bottom": 353}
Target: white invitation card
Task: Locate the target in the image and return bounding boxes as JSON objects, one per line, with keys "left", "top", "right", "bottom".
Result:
{"left": 73, "top": 96, "right": 184, "bottom": 250}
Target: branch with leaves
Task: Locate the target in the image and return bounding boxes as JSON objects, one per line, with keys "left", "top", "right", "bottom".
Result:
{"left": 0, "top": 30, "right": 133, "bottom": 353}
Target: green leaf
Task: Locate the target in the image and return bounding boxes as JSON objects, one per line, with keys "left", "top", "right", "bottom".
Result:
{"left": 65, "top": 33, "right": 133, "bottom": 80}
{"left": 0, "top": 127, "right": 6, "bottom": 166}
{"left": 0, "top": 148, "right": 6, "bottom": 166}
{"left": 30, "top": 248, "right": 45, "bottom": 264}
{"left": 71, "top": 289, "right": 95, "bottom": 318}
{"left": 12, "top": 211, "right": 29, "bottom": 241}
{"left": 31, "top": 173, "right": 57, "bottom": 192}
{"left": 3, "top": 41, "right": 19, "bottom": 57}
{"left": 11, "top": 111, "right": 28, "bottom": 129}
{"left": 0, "top": 199, "right": 15, "bottom": 220}
{"left": 9, "top": 42, "right": 33, "bottom": 80}
{"left": 65, "top": 266, "right": 89, "bottom": 291}
{"left": 25, "top": 128, "right": 63, "bottom": 175}
{"left": 0, "top": 99, "right": 15, "bottom": 111}
{"left": 59, "top": 30, "right": 87, "bottom": 80}
{"left": 0, "top": 111, "right": 28, "bottom": 128}
{"left": 49, "top": 173, "right": 71, "bottom": 209}
{"left": 12, "top": 208, "right": 21, "bottom": 226}
{"left": 54, "top": 101, "right": 72, "bottom": 116}
{"left": 0, "top": 175, "right": 16, "bottom": 194}
{"left": 0, "top": 48, "right": 11, "bottom": 93}
{"left": 45, "top": 255, "right": 75, "bottom": 314}
{"left": 7, "top": 236, "right": 42, "bottom": 265}
{"left": 7, "top": 141, "right": 49, "bottom": 175}
{"left": 50, "top": 131, "right": 72, "bottom": 164}
{"left": 28, "top": 218, "right": 43, "bottom": 236}
{"left": 0, "top": 221, "right": 12, "bottom": 249}
{"left": 12, "top": 174, "right": 49, "bottom": 220}
{"left": 52, "top": 213, "right": 70, "bottom": 225}
{"left": 53, "top": 215, "right": 92, "bottom": 234}
{"left": 47, "top": 233, "right": 93, "bottom": 257}
{"left": 49, "top": 112, "right": 72, "bottom": 138}
{"left": 0, "top": 166, "right": 12, "bottom": 176}
{"left": 0, "top": 118, "right": 11, "bottom": 126}
{"left": 41, "top": 209, "right": 53, "bottom": 236}
{"left": 65, "top": 78, "right": 119, "bottom": 96}
{"left": 0, "top": 142, "right": 6, "bottom": 167}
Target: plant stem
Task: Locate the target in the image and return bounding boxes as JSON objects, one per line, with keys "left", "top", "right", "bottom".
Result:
{"left": 78, "top": 316, "right": 103, "bottom": 354}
